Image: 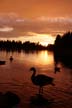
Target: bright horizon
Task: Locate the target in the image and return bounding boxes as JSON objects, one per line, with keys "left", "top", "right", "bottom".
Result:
{"left": 0, "top": 33, "right": 55, "bottom": 46}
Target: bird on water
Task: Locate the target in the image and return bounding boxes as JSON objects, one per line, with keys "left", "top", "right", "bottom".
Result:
{"left": 30, "top": 67, "right": 55, "bottom": 95}
{"left": 9, "top": 56, "right": 13, "bottom": 62}
{"left": 54, "top": 66, "right": 60, "bottom": 74}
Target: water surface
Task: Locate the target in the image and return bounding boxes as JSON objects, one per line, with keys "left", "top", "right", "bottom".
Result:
{"left": 0, "top": 50, "right": 72, "bottom": 108}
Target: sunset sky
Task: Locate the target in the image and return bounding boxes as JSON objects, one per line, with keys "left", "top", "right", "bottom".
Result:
{"left": 0, "top": 0, "right": 72, "bottom": 46}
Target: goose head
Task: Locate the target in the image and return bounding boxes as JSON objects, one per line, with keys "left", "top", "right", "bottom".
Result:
{"left": 30, "top": 67, "right": 36, "bottom": 72}
{"left": 30, "top": 67, "right": 36, "bottom": 79}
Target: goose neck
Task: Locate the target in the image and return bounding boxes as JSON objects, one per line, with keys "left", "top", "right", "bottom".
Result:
{"left": 32, "top": 70, "right": 36, "bottom": 78}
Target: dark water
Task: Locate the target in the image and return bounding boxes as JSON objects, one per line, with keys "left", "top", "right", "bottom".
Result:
{"left": 0, "top": 51, "right": 72, "bottom": 108}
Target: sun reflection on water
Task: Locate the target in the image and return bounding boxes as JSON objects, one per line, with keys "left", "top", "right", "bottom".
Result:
{"left": 19, "top": 51, "right": 53, "bottom": 66}
{"left": 36, "top": 51, "right": 53, "bottom": 65}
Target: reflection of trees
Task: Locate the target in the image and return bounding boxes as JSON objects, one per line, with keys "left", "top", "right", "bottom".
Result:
{"left": 54, "top": 32, "right": 72, "bottom": 68}
{"left": 0, "top": 40, "right": 47, "bottom": 52}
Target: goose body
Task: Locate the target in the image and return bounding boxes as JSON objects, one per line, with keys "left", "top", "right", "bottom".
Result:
{"left": 30, "top": 67, "right": 55, "bottom": 94}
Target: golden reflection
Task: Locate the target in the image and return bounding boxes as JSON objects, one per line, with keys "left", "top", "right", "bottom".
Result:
{"left": 19, "top": 50, "right": 53, "bottom": 66}
{"left": 35, "top": 51, "right": 53, "bottom": 65}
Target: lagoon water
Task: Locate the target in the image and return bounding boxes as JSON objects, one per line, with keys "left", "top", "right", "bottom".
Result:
{"left": 0, "top": 50, "right": 72, "bottom": 108}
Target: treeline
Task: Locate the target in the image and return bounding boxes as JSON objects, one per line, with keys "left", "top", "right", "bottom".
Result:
{"left": 0, "top": 32, "right": 72, "bottom": 53}
{"left": 54, "top": 32, "right": 72, "bottom": 53}
{"left": 54, "top": 31, "right": 72, "bottom": 68}
{"left": 0, "top": 40, "right": 48, "bottom": 52}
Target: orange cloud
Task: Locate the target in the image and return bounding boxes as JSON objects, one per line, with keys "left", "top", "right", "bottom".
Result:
{"left": 0, "top": 15, "right": 72, "bottom": 38}
{"left": 0, "top": 26, "right": 13, "bottom": 32}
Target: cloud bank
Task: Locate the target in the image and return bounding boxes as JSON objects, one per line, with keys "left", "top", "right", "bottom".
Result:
{"left": 0, "top": 14, "right": 72, "bottom": 38}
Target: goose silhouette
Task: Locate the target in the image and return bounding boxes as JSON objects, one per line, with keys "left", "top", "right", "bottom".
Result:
{"left": 0, "top": 60, "right": 6, "bottom": 65}
{"left": 9, "top": 56, "right": 13, "bottom": 62}
{"left": 30, "top": 67, "right": 55, "bottom": 94}
{"left": 54, "top": 66, "right": 60, "bottom": 73}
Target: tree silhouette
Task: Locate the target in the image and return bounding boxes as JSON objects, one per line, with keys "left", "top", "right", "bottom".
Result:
{"left": 54, "top": 31, "right": 72, "bottom": 68}
{"left": 0, "top": 40, "right": 48, "bottom": 52}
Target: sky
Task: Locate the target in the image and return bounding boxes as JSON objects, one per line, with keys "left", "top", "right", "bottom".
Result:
{"left": 0, "top": 0, "right": 72, "bottom": 46}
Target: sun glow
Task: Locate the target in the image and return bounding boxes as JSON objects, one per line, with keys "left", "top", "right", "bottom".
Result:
{"left": 10, "top": 33, "right": 55, "bottom": 46}
{"left": 0, "top": 33, "right": 55, "bottom": 46}
{"left": 40, "top": 42, "right": 48, "bottom": 46}
{"left": 36, "top": 34, "right": 55, "bottom": 46}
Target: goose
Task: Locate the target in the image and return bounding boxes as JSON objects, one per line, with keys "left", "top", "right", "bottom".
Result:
{"left": 9, "top": 56, "right": 13, "bottom": 62}
{"left": 0, "top": 60, "right": 6, "bottom": 65}
{"left": 54, "top": 66, "right": 60, "bottom": 74}
{"left": 30, "top": 67, "right": 55, "bottom": 94}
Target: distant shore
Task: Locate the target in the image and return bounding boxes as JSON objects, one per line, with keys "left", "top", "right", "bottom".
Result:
{"left": 0, "top": 40, "right": 54, "bottom": 52}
